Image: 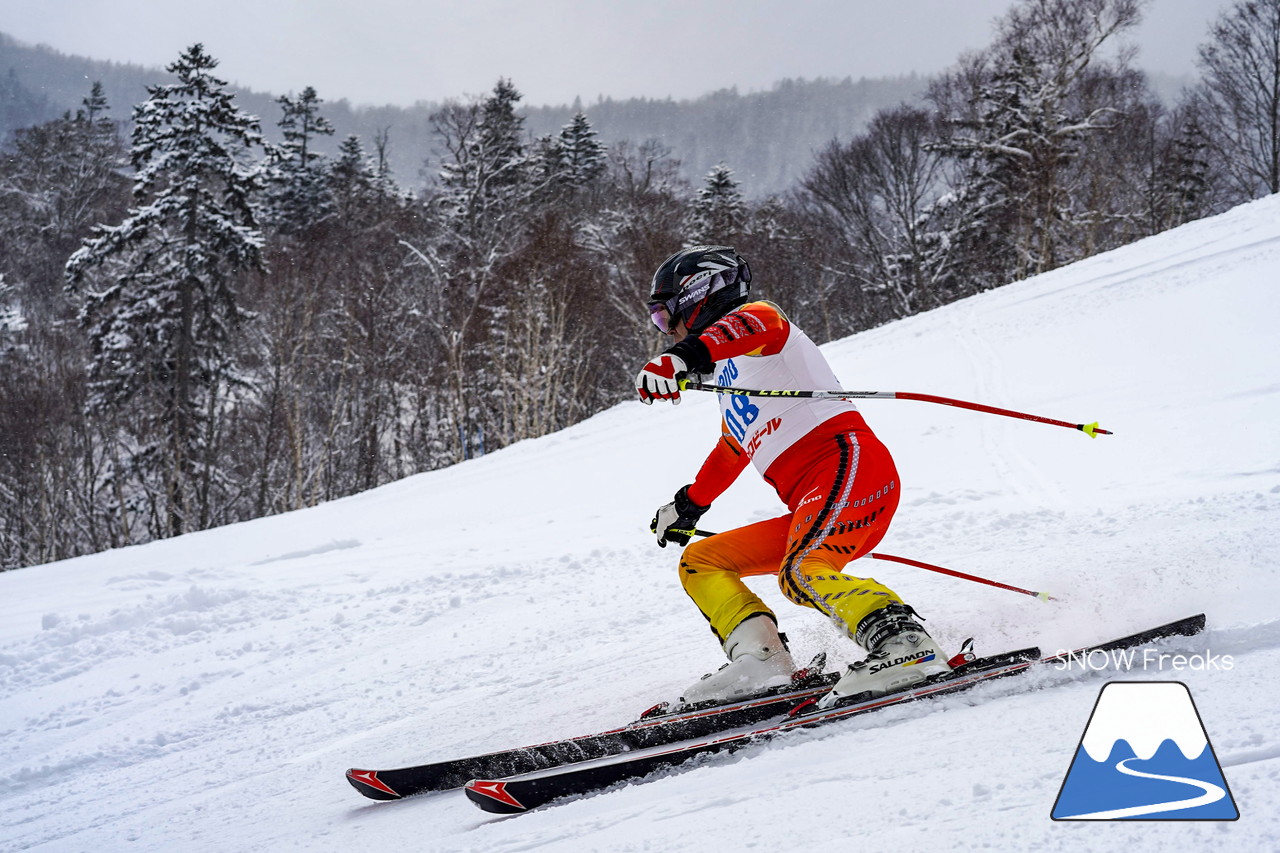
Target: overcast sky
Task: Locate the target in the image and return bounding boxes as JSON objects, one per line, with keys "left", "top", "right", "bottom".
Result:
{"left": 1, "top": 0, "right": 1236, "bottom": 108}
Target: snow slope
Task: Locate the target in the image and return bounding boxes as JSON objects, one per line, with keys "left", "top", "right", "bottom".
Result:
{"left": 3, "top": 196, "right": 1280, "bottom": 852}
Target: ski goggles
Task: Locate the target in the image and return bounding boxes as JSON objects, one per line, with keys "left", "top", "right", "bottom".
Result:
{"left": 648, "top": 300, "right": 681, "bottom": 335}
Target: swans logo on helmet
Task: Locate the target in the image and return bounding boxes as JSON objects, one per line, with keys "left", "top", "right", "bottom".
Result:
{"left": 675, "top": 263, "right": 733, "bottom": 310}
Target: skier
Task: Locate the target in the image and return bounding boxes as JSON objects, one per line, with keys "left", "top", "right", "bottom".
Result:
{"left": 636, "top": 245, "right": 951, "bottom": 710}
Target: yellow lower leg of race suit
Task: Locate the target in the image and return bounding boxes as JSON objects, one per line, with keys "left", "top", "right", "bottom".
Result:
{"left": 679, "top": 424, "right": 904, "bottom": 643}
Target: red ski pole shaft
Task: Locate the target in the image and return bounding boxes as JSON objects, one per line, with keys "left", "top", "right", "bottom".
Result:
{"left": 684, "top": 381, "right": 1111, "bottom": 438}
{"left": 892, "top": 392, "right": 1110, "bottom": 437}
{"left": 691, "top": 530, "right": 1055, "bottom": 602}
{"left": 869, "top": 552, "right": 1056, "bottom": 602}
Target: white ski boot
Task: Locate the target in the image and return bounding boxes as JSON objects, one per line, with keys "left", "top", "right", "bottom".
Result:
{"left": 677, "top": 614, "right": 796, "bottom": 708}
{"left": 817, "top": 604, "right": 950, "bottom": 710}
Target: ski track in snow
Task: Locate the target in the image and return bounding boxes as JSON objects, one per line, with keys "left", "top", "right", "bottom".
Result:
{"left": 3, "top": 197, "right": 1280, "bottom": 851}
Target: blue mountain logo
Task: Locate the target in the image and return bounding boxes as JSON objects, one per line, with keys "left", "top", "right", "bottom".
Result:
{"left": 1052, "top": 681, "right": 1238, "bottom": 820}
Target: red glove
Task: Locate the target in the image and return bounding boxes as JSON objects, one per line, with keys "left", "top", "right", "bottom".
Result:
{"left": 636, "top": 353, "right": 688, "bottom": 405}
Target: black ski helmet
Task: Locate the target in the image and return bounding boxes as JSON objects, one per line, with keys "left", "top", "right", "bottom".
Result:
{"left": 647, "top": 245, "right": 752, "bottom": 334}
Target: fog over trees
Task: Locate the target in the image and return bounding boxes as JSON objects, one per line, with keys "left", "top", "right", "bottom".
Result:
{"left": 3, "top": 0, "right": 1277, "bottom": 569}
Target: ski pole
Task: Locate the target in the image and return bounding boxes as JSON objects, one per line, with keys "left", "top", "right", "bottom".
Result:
{"left": 690, "top": 529, "right": 1056, "bottom": 601}
{"left": 682, "top": 379, "right": 1111, "bottom": 438}
{"left": 867, "top": 552, "right": 1057, "bottom": 602}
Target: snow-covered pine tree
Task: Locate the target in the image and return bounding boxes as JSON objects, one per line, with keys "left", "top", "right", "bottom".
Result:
{"left": 530, "top": 132, "right": 565, "bottom": 191}
{"left": 1162, "top": 113, "right": 1213, "bottom": 226}
{"left": 478, "top": 78, "right": 527, "bottom": 190}
{"left": 81, "top": 80, "right": 111, "bottom": 131}
{"left": 530, "top": 111, "right": 607, "bottom": 199}
{"left": 65, "top": 44, "right": 265, "bottom": 538}
{"left": 557, "top": 111, "right": 606, "bottom": 189}
{"left": 329, "top": 135, "right": 379, "bottom": 220}
{"left": 927, "top": 0, "right": 1143, "bottom": 285}
{"left": 262, "top": 86, "right": 335, "bottom": 233}
{"left": 688, "top": 163, "right": 745, "bottom": 243}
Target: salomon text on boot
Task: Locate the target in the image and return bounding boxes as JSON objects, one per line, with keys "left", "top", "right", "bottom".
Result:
{"left": 817, "top": 604, "right": 950, "bottom": 710}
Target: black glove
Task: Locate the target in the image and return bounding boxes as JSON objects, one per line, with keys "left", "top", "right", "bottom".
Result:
{"left": 650, "top": 485, "right": 709, "bottom": 548}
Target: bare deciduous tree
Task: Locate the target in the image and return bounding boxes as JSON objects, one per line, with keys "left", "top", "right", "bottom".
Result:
{"left": 1197, "top": 0, "right": 1280, "bottom": 201}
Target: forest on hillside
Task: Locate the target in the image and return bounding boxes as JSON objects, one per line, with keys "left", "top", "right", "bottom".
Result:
{"left": 2, "top": 0, "right": 1278, "bottom": 569}
{"left": 0, "top": 30, "right": 925, "bottom": 199}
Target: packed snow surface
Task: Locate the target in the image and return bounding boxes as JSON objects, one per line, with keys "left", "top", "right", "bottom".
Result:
{"left": 4, "top": 197, "right": 1280, "bottom": 851}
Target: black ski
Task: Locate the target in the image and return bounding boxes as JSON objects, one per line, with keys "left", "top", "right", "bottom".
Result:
{"left": 346, "top": 674, "right": 835, "bottom": 799}
{"left": 346, "top": 648, "right": 1030, "bottom": 800}
{"left": 463, "top": 613, "right": 1206, "bottom": 814}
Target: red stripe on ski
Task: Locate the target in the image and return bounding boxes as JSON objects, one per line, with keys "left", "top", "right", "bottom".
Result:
{"left": 465, "top": 780, "right": 526, "bottom": 810}
{"left": 346, "top": 769, "right": 401, "bottom": 798}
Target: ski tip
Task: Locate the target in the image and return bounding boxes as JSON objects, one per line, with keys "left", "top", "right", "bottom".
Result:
{"left": 638, "top": 701, "right": 671, "bottom": 720}
{"left": 1183, "top": 613, "right": 1208, "bottom": 634}
{"left": 346, "top": 768, "right": 403, "bottom": 800}
{"left": 465, "top": 779, "right": 530, "bottom": 814}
